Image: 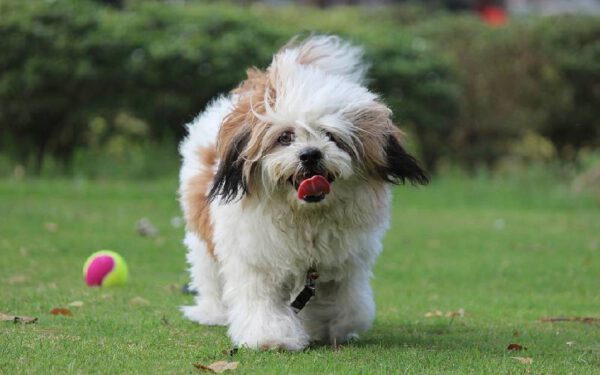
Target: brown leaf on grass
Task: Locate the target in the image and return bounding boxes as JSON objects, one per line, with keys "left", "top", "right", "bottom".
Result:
{"left": 44, "top": 222, "right": 59, "bottom": 232}
{"left": 511, "top": 357, "right": 533, "bottom": 365}
{"left": 445, "top": 308, "right": 465, "bottom": 318}
{"left": 1, "top": 312, "right": 37, "bottom": 324}
{"left": 129, "top": 297, "right": 150, "bottom": 306}
{"left": 540, "top": 316, "right": 600, "bottom": 324}
{"left": 425, "top": 309, "right": 465, "bottom": 318}
{"left": 50, "top": 308, "right": 73, "bottom": 316}
{"left": 68, "top": 301, "right": 84, "bottom": 308}
{"left": 0, "top": 313, "right": 15, "bottom": 322}
{"left": 507, "top": 343, "right": 527, "bottom": 351}
{"left": 137, "top": 218, "right": 158, "bottom": 237}
{"left": 193, "top": 361, "right": 239, "bottom": 373}
{"left": 164, "top": 283, "right": 180, "bottom": 293}
{"left": 8, "top": 274, "right": 28, "bottom": 285}
{"left": 221, "top": 348, "right": 238, "bottom": 356}
{"left": 17, "top": 315, "right": 38, "bottom": 324}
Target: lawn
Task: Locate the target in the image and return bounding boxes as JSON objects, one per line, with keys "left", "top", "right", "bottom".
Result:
{"left": 1, "top": 175, "right": 599, "bottom": 374}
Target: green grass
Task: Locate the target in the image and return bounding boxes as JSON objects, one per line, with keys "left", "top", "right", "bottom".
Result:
{"left": 1, "top": 175, "right": 599, "bottom": 374}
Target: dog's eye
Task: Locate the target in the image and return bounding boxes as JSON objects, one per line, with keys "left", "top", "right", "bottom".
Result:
{"left": 278, "top": 131, "right": 295, "bottom": 146}
{"left": 325, "top": 131, "right": 336, "bottom": 142}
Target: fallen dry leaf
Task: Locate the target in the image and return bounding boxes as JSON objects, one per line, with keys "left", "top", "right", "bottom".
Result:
{"left": 137, "top": 218, "right": 158, "bottom": 237}
{"left": 540, "top": 316, "right": 600, "bottom": 324}
{"left": 129, "top": 297, "right": 150, "bottom": 306}
{"left": 445, "top": 308, "right": 465, "bottom": 318}
{"left": 566, "top": 341, "right": 575, "bottom": 346}
{"left": 425, "top": 310, "right": 443, "bottom": 318}
{"left": 17, "top": 316, "right": 38, "bottom": 324}
{"left": 8, "top": 274, "right": 28, "bottom": 285}
{"left": 511, "top": 357, "right": 533, "bottom": 365}
{"left": 507, "top": 343, "right": 527, "bottom": 351}
{"left": 2, "top": 313, "right": 21, "bottom": 321}
{"left": 221, "top": 348, "right": 238, "bottom": 356}
{"left": 68, "top": 301, "right": 84, "bottom": 308}
{"left": 164, "top": 283, "right": 180, "bottom": 293}
{"left": 1, "top": 312, "right": 37, "bottom": 324}
{"left": 425, "top": 309, "right": 465, "bottom": 318}
{"left": 50, "top": 308, "right": 73, "bottom": 316}
{"left": 44, "top": 222, "right": 59, "bottom": 232}
{"left": 193, "top": 361, "right": 239, "bottom": 373}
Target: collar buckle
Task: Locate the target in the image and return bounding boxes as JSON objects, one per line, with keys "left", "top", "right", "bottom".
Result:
{"left": 290, "top": 268, "right": 319, "bottom": 313}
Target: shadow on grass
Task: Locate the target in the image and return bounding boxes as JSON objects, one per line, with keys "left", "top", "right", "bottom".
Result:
{"left": 351, "top": 321, "right": 522, "bottom": 353}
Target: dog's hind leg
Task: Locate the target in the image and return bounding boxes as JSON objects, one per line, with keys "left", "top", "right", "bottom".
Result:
{"left": 181, "top": 231, "right": 227, "bottom": 326}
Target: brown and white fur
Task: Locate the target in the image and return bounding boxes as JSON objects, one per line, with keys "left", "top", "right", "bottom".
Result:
{"left": 179, "top": 35, "right": 428, "bottom": 351}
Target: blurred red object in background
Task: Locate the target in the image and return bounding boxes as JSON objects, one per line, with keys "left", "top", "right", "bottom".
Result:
{"left": 480, "top": 5, "right": 508, "bottom": 26}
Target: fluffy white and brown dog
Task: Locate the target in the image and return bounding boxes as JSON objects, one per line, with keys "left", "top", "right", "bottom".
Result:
{"left": 178, "top": 35, "right": 428, "bottom": 351}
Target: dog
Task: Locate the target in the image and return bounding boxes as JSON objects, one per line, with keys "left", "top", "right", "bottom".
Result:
{"left": 178, "top": 35, "right": 428, "bottom": 351}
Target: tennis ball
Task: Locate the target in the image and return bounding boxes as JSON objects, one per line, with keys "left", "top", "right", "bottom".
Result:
{"left": 83, "top": 250, "right": 129, "bottom": 287}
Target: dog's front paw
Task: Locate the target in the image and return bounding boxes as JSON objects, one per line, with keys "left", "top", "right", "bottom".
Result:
{"left": 229, "top": 315, "right": 309, "bottom": 351}
{"left": 244, "top": 333, "right": 309, "bottom": 352}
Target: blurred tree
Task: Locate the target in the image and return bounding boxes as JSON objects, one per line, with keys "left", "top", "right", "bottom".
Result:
{"left": 93, "top": 0, "right": 123, "bottom": 8}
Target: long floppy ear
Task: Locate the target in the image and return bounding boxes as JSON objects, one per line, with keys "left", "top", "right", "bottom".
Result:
{"left": 350, "top": 102, "right": 429, "bottom": 185}
{"left": 207, "top": 129, "right": 251, "bottom": 203}
{"left": 207, "top": 67, "right": 273, "bottom": 203}
{"left": 378, "top": 132, "right": 429, "bottom": 185}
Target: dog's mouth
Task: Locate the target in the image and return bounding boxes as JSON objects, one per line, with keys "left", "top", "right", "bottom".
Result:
{"left": 289, "top": 172, "right": 334, "bottom": 203}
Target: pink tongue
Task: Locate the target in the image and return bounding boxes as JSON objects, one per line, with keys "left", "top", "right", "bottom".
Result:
{"left": 297, "top": 175, "right": 331, "bottom": 200}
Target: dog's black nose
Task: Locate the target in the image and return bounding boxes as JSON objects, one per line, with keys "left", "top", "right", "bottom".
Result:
{"left": 299, "top": 148, "right": 323, "bottom": 164}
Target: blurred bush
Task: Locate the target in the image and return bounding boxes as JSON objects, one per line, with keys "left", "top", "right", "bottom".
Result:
{"left": 0, "top": 0, "right": 598, "bottom": 177}
{"left": 0, "top": 0, "right": 286, "bottom": 176}
{"left": 0, "top": 0, "right": 457, "bottom": 176}
{"left": 413, "top": 14, "right": 600, "bottom": 169}
{"left": 535, "top": 16, "right": 600, "bottom": 159}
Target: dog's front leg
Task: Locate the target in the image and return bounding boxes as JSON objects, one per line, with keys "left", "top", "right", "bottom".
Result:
{"left": 221, "top": 259, "right": 309, "bottom": 351}
{"left": 327, "top": 266, "right": 376, "bottom": 344}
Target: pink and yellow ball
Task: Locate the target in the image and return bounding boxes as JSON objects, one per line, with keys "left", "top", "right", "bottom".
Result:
{"left": 83, "top": 250, "right": 129, "bottom": 287}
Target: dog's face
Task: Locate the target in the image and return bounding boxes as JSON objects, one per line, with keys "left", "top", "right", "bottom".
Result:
{"left": 260, "top": 120, "right": 354, "bottom": 203}
{"left": 208, "top": 37, "right": 428, "bottom": 207}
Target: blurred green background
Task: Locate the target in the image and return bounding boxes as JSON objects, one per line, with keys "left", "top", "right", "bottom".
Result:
{"left": 0, "top": 0, "right": 598, "bottom": 194}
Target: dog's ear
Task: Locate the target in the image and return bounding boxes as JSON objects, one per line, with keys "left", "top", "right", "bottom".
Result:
{"left": 378, "top": 132, "right": 429, "bottom": 185}
{"left": 208, "top": 129, "right": 251, "bottom": 203}
{"left": 208, "top": 67, "right": 274, "bottom": 203}
{"left": 351, "top": 103, "right": 429, "bottom": 185}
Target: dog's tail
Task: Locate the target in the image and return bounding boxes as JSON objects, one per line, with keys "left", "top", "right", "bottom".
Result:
{"left": 276, "top": 34, "right": 368, "bottom": 84}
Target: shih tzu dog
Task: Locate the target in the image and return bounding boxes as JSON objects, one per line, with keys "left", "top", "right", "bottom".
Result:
{"left": 179, "top": 35, "right": 428, "bottom": 351}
